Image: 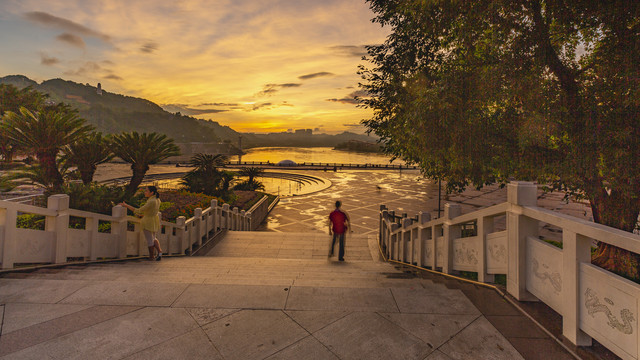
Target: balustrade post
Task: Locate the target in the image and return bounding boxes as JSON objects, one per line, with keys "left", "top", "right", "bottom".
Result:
{"left": 111, "top": 205, "right": 128, "bottom": 259}
{"left": 48, "top": 194, "right": 69, "bottom": 264}
{"left": 390, "top": 223, "right": 399, "bottom": 260}
{"left": 417, "top": 212, "right": 430, "bottom": 267}
{"left": 87, "top": 216, "right": 98, "bottom": 261}
{"left": 194, "top": 208, "right": 203, "bottom": 246}
{"left": 430, "top": 225, "right": 439, "bottom": 270}
{"left": 240, "top": 210, "right": 246, "bottom": 230}
{"left": 222, "top": 204, "right": 230, "bottom": 229}
{"left": 478, "top": 216, "right": 495, "bottom": 283}
{"left": 506, "top": 181, "right": 539, "bottom": 301}
{"left": 211, "top": 199, "right": 218, "bottom": 232}
{"left": 562, "top": 230, "right": 592, "bottom": 345}
{"left": 176, "top": 216, "right": 187, "bottom": 254}
{"left": 379, "top": 205, "right": 387, "bottom": 250}
{"left": 0, "top": 207, "right": 17, "bottom": 269}
{"left": 402, "top": 218, "right": 412, "bottom": 263}
{"left": 233, "top": 207, "right": 239, "bottom": 230}
{"left": 246, "top": 211, "right": 252, "bottom": 231}
{"left": 442, "top": 203, "right": 461, "bottom": 274}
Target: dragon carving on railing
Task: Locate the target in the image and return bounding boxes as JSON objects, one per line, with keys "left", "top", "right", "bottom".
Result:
{"left": 584, "top": 288, "right": 635, "bottom": 335}
{"left": 531, "top": 258, "right": 562, "bottom": 294}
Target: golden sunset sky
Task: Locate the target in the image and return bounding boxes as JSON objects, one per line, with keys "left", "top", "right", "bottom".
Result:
{"left": 0, "top": 0, "right": 389, "bottom": 133}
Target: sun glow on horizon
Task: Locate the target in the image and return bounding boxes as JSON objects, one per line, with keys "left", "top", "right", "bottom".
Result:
{"left": 0, "top": 0, "right": 389, "bottom": 134}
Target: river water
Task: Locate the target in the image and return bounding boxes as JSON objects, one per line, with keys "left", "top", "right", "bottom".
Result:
{"left": 94, "top": 147, "right": 404, "bottom": 196}
{"left": 238, "top": 147, "right": 402, "bottom": 165}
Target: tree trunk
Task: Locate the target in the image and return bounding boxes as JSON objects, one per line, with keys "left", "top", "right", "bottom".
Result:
{"left": 79, "top": 164, "right": 96, "bottom": 185}
{"left": 590, "top": 188, "right": 640, "bottom": 280}
{"left": 38, "top": 151, "right": 63, "bottom": 191}
{"left": 125, "top": 164, "right": 149, "bottom": 198}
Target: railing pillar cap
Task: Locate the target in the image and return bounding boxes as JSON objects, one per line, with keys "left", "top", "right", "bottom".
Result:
{"left": 176, "top": 216, "right": 186, "bottom": 226}
{"left": 222, "top": 203, "right": 230, "bottom": 210}
{"left": 194, "top": 207, "right": 203, "bottom": 216}
{"left": 112, "top": 205, "right": 127, "bottom": 218}
{"left": 211, "top": 199, "right": 218, "bottom": 208}
{"left": 507, "top": 181, "right": 537, "bottom": 206}
{"left": 47, "top": 194, "right": 69, "bottom": 210}
{"left": 233, "top": 207, "right": 239, "bottom": 213}
{"left": 419, "top": 211, "right": 431, "bottom": 223}
{"left": 444, "top": 203, "right": 461, "bottom": 220}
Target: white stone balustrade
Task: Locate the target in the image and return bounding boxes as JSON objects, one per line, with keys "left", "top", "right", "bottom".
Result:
{"left": 379, "top": 181, "right": 640, "bottom": 360}
{"left": 0, "top": 194, "right": 253, "bottom": 268}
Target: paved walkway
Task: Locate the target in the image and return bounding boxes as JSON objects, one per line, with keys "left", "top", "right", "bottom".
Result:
{"left": 0, "top": 170, "right": 593, "bottom": 359}
{"left": 0, "top": 232, "right": 549, "bottom": 360}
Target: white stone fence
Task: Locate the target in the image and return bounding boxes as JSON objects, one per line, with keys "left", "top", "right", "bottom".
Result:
{"left": 379, "top": 181, "right": 640, "bottom": 360}
{"left": 0, "top": 195, "right": 253, "bottom": 269}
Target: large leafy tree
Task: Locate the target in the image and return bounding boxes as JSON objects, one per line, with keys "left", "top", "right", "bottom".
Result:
{"left": 2, "top": 105, "right": 93, "bottom": 190}
{"left": 0, "top": 84, "right": 46, "bottom": 163}
{"left": 112, "top": 132, "right": 180, "bottom": 197}
{"left": 360, "top": 1, "right": 640, "bottom": 278}
{"left": 63, "top": 132, "right": 114, "bottom": 184}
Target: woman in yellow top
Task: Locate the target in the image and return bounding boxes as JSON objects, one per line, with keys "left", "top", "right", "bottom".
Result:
{"left": 120, "top": 186, "right": 164, "bottom": 261}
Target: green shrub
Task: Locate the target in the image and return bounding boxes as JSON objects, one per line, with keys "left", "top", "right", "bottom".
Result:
{"left": 16, "top": 213, "right": 45, "bottom": 230}
{"left": 159, "top": 190, "right": 223, "bottom": 222}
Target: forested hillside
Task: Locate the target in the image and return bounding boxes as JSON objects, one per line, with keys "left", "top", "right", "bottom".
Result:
{"left": 0, "top": 75, "right": 378, "bottom": 148}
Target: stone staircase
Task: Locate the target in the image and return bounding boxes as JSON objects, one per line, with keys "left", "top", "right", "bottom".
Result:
{"left": 0, "top": 231, "right": 530, "bottom": 359}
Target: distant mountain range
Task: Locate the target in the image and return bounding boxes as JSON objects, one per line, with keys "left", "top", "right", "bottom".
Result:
{"left": 0, "top": 75, "right": 378, "bottom": 149}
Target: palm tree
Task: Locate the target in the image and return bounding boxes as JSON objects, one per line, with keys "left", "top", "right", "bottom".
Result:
{"left": 189, "top": 153, "right": 227, "bottom": 172}
{"left": 63, "top": 132, "right": 114, "bottom": 184}
{"left": 234, "top": 167, "right": 265, "bottom": 191}
{"left": 181, "top": 153, "right": 228, "bottom": 195}
{"left": 0, "top": 85, "right": 46, "bottom": 164}
{"left": 111, "top": 132, "right": 180, "bottom": 197}
{"left": 239, "top": 167, "right": 264, "bottom": 183}
{"left": 2, "top": 106, "right": 93, "bottom": 190}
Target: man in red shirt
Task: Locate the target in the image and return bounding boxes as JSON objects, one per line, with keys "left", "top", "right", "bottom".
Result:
{"left": 329, "top": 200, "right": 351, "bottom": 261}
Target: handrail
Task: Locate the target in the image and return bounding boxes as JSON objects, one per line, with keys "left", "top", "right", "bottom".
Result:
{"left": 519, "top": 205, "right": 640, "bottom": 253}
{"left": 379, "top": 181, "right": 640, "bottom": 360}
{"left": 0, "top": 194, "right": 254, "bottom": 269}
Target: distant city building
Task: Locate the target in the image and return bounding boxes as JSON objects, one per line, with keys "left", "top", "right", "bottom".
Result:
{"left": 294, "top": 129, "right": 312, "bottom": 135}
{"left": 97, "top": 83, "right": 102, "bottom": 95}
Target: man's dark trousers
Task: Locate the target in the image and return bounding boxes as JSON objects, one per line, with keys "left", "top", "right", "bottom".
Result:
{"left": 331, "top": 232, "right": 345, "bottom": 260}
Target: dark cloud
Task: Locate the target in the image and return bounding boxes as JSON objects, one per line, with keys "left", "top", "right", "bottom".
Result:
{"left": 326, "top": 90, "right": 368, "bottom": 105}
{"left": 104, "top": 74, "right": 123, "bottom": 80}
{"left": 140, "top": 41, "right": 158, "bottom": 53}
{"left": 298, "top": 72, "right": 334, "bottom": 80}
{"left": 329, "top": 45, "right": 368, "bottom": 57}
{"left": 56, "top": 32, "right": 85, "bottom": 48}
{"left": 23, "top": 11, "right": 111, "bottom": 42}
{"left": 199, "top": 102, "right": 240, "bottom": 107}
{"left": 349, "top": 90, "right": 369, "bottom": 98}
{"left": 63, "top": 61, "right": 102, "bottom": 76}
{"left": 40, "top": 53, "right": 60, "bottom": 66}
{"left": 257, "top": 83, "right": 302, "bottom": 97}
{"left": 327, "top": 97, "right": 359, "bottom": 105}
{"left": 162, "top": 104, "right": 227, "bottom": 116}
{"left": 251, "top": 102, "right": 273, "bottom": 111}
